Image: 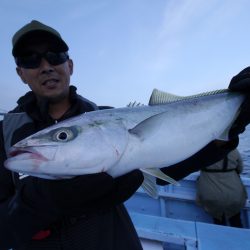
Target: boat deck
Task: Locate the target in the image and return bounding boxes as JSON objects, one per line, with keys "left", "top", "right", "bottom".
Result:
{"left": 126, "top": 172, "right": 250, "bottom": 250}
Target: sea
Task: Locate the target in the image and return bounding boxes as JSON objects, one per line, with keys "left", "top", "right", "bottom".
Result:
{"left": 238, "top": 125, "right": 250, "bottom": 176}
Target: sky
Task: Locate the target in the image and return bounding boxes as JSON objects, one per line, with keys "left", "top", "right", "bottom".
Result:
{"left": 1, "top": 0, "right": 250, "bottom": 112}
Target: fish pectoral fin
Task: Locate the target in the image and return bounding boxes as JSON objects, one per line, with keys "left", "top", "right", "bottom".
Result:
{"left": 141, "top": 168, "right": 179, "bottom": 186}
{"left": 129, "top": 112, "right": 169, "bottom": 140}
{"left": 141, "top": 172, "right": 158, "bottom": 199}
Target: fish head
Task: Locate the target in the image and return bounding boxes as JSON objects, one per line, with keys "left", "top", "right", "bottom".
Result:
{"left": 5, "top": 116, "right": 128, "bottom": 178}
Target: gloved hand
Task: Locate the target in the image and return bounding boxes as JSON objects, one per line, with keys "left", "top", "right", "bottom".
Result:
{"left": 69, "top": 170, "right": 144, "bottom": 213}
{"left": 109, "top": 169, "right": 144, "bottom": 205}
{"left": 228, "top": 66, "right": 250, "bottom": 138}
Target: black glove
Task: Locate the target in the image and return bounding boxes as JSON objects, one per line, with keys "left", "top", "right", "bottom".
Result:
{"left": 109, "top": 169, "right": 143, "bottom": 205}
{"left": 69, "top": 170, "right": 144, "bottom": 213}
{"left": 228, "top": 67, "right": 250, "bottom": 138}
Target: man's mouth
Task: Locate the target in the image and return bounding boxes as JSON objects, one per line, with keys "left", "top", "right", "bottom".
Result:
{"left": 42, "top": 79, "right": 59, "bottom": 87}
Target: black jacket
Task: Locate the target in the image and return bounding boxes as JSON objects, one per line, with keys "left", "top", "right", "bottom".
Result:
{"left": 0, "top": 86, "right": 143, "bottom": 250}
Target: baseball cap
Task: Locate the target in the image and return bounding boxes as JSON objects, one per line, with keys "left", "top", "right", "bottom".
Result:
{"left": 12, "top": 20, "right": 69, "bottom": 56}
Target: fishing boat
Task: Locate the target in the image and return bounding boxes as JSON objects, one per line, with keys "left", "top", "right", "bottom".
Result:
{"left": 126, "top": 126, "right": 250, "bottom": 250}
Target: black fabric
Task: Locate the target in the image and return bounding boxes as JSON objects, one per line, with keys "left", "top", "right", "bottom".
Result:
{"left": 21, "top": 170, "right": 143, "bottom": 218}
{"left": 0, "top": 86, "right": 143, "bottom": 250}
{"left": 222, "top": 156, "right": 228, "bottom": 171}
{"left": 201, "top": 168, "right": 236, "bottom": 173}
{"left": 14, "top": 206, "right": 142, "bottom": 250}
{"left": 228, "top": 66, "right": 250, "bottom": 139}
{"left": 229, "top": 66, "right": 250, "bottom": 92}
{"left": 21, "top": 174, "right": 114, "bottom": 217}
{"left": 213, "top": 213, "right": 243, "bottom": 228}
{"left": 228, "top": 213, "right": 244, "bottom": 228}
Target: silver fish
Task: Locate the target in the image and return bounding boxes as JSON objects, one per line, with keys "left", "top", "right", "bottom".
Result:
{"left": 4, "top": 89, "right": 245, "bottom": 197}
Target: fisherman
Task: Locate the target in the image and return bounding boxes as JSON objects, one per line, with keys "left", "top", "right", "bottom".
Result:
{"left": 196, "top": 148, "right": 247, "bottom": 227}
{"left": 0, "top": 20, "right": 250, "bottom": 250}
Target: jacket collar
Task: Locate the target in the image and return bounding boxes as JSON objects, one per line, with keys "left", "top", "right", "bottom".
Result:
{"left": 14, "top": 86, "right": 94, "bottom": 126}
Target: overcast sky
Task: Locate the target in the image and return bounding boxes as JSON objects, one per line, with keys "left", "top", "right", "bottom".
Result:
{"left": 1, "top": 0, "right": 250, "bottom": 112}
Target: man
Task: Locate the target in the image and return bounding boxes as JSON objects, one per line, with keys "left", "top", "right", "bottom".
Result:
{"left": 0, "top": 20, "right": 144, "bottom": 250}
{"left": 0, "top": 20, "right": 249, "bottom": 250}
{"left": 196, "top": 148, "right": 247, "bottom": 227}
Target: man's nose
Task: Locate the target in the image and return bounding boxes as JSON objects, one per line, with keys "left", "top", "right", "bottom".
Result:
{"left": 39, "top": 58, "right": 54, "bottom": 73}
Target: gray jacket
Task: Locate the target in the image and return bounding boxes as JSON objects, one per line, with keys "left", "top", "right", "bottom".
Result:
{"left": 196, "top": 149, "right": 247, "bottom": 219}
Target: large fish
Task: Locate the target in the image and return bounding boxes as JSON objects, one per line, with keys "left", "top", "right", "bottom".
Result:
{"left": 4, "top": 89, "right": 245, "bottom": 197}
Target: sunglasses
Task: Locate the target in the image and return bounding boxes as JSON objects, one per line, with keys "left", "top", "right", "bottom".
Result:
{"left": 15, "top": 51, "right": 69, "bottom": 69}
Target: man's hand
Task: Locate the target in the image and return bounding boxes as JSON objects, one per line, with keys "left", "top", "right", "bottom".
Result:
{"left": 229, "top": 67, "right": 250, "bottom": 92}
{"left": 228, "top": 67, "right": 250, "bottom": 138}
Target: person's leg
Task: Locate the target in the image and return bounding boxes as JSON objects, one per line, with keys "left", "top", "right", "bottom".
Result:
{"left": 213, "top": 214, "right": 227, "bottom": 226}
{"left": 229, "top": 213, "right": 243, "bottom": 228}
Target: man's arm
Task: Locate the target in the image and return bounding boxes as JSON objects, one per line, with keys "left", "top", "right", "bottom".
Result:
{"left": 228, "top": 67, "right": 250, "bottom": 138}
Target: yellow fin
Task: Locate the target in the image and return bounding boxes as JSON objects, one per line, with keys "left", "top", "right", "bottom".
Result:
{"left": 140, "top": 168, "right": 179, "bottom": 186}
{"left": 141, "top": 173, "right": 158, "bottom": 199}
{"left": 149, "top": 89, "right": 183, "bottom": 105}
{"left": 149, "top": 88, "right": 228, "bottom": 105}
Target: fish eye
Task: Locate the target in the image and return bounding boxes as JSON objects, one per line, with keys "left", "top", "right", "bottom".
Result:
{"left": 53, "top": 128, "right": 74, "bottom": 142}
{"left": 49, "top": 126, "right": 81, "bottom": 142}
{"left": 57, "top": 131, "right": 68, "bottom": 140}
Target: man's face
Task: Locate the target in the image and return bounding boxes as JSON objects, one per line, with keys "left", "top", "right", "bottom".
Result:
{"left": 16, "top": 41, "right": 73, "bottom": 103}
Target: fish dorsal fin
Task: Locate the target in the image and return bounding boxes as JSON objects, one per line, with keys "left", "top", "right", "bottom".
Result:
{"left": 127, "top": 101, "right": 144, "bottom": 107}
{"left": 149, "top": 88, "right": 228, "bottom": 105}
{"left": 149, "top": 89, "right": 183, "bottom": 105}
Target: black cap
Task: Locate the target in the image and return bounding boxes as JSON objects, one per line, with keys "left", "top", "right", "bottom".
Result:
{"left": 12, "top": 20, "right": 69, "bottom": 56}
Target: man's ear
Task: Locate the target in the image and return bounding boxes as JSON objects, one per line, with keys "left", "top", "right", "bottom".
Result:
{"left": 68, "top": 59, "right": 73, "bottom": 75}
{"left": 16, "top": 67, "right": 28, "bottom": 84}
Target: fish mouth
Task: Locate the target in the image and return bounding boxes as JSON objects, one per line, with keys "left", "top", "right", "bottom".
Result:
{"left": 8, "top": 148, "right": 48, "bottom": 161}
